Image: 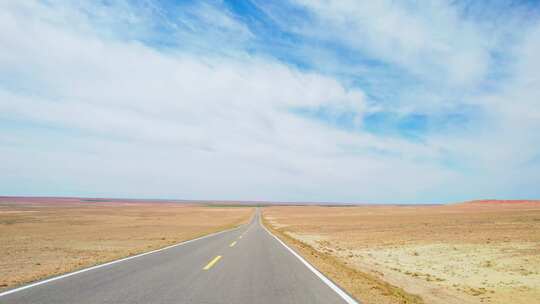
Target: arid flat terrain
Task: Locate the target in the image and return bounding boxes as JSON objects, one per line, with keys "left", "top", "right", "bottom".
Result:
{"left": 0, "top": 197, "right": 253, "bottom": 291}
{"left": 263, "top": 201, "right": 540, "bottom": 304}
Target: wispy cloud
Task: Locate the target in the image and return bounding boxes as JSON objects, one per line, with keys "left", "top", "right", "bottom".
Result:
{"left": 1, "top": 0, "right": 539, "bottom": 202}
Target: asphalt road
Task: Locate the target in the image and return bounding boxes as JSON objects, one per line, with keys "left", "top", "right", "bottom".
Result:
{"left": 0, "top": 209, "right": 356, "bottom": 304}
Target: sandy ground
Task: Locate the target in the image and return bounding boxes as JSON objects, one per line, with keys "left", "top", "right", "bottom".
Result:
{"left": 263, "top": 202, "right": 540, "bottom": 304}
{"left": 0, "top": 199, "right": 253, "bottom": 290}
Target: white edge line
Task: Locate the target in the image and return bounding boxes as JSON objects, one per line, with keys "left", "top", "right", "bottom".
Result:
{"left": 260, "top": 214, "right": 359, "bottom": 304}
{"left": 0, "top": 224, "right": 244, "bottom": 298}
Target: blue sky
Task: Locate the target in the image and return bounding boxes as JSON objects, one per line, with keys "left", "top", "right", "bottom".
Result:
{"left": 1, "top": 0, "right": 540, "bottom": 203}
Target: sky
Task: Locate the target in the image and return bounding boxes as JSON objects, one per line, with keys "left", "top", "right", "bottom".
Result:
{"left": 1, "top": 0, "right": 540, "bottom": 203}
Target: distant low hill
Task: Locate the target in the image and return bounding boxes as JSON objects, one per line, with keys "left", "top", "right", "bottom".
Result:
{"left": 461, "top": 199, "right": 540, "bottom": 205}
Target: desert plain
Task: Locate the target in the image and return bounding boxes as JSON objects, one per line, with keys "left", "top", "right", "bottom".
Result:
{"left": 263, "top": 201, "right": 540, "bottom": 304}
{"left": 2, "top": 196, "right": 539, "bottom": 304}
{"left": 0, "top": 197, "right": 253, "bottom": 290}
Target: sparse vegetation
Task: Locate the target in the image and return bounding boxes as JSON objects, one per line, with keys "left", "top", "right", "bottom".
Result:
{"left": 263, "top": 202, "right": 540, "bottom": 304}
{"left": 0, "top": 200, "right": 253, "bottom": 290}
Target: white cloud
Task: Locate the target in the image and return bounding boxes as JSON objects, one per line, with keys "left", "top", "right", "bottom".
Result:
{"left": 1, "top": 1, "right": 539, "bottom": 202}
{"left": 292, "top": 0, "right": 493, "bottom": 88}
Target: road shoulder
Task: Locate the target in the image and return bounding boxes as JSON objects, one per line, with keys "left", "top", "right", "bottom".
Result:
{"left": 261, "top": 209, "right": 424, "bottom": 304}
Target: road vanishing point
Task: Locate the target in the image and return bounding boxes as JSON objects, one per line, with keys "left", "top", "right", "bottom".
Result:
{"left": 0, "top": 209, "right": 358, "bottom": 304}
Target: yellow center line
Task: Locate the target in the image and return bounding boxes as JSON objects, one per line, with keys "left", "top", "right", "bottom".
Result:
{"left": 229, "top": 241, "right": 237, "bottom": 247}
{"left": 203, "top": 255, "right": 222, "bottom": 270}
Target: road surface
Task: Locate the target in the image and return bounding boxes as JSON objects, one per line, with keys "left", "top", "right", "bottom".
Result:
{"left": 0, "top": 209, "right": 357, "bottom": 304}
